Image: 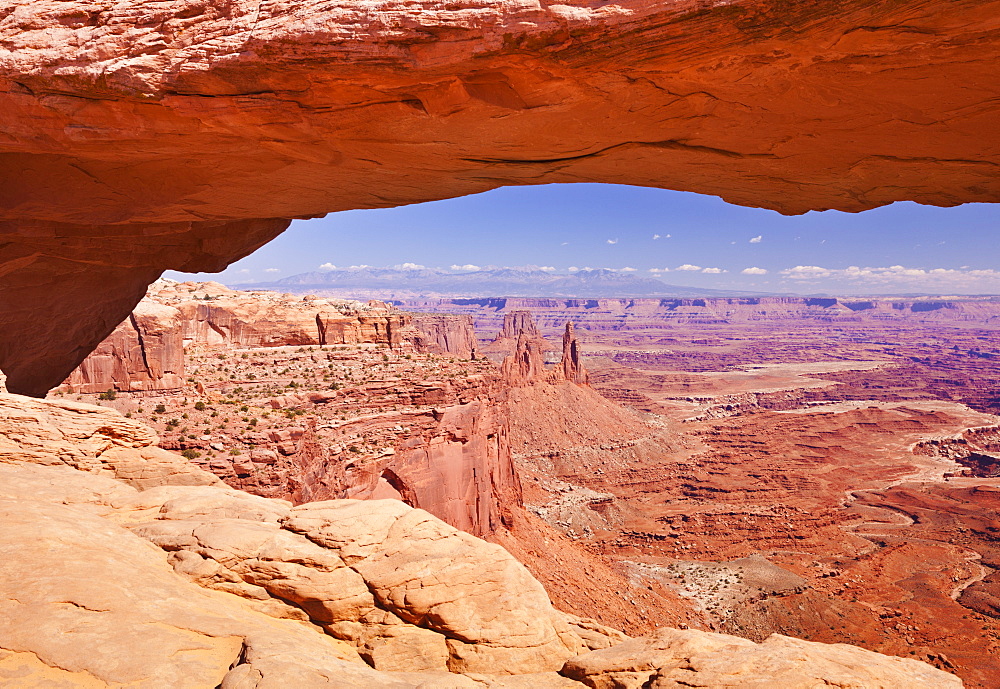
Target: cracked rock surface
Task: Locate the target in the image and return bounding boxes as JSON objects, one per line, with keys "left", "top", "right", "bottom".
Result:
{"left": 0, "top": 391, "right": 965, "bottom": 687}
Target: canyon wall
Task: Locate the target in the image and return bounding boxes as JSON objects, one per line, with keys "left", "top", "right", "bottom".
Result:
{"left": 200, "top": 312, "right": 591, "bottom": 538}
{"left": 64, "top": 300, "right": 185, "bottom": 394}
{"left": 399, "top": 313, "right": 479, "bottom": 359}
{"left": 61, "top": 282, "right": 478, "bottom": 392}
{"left": 405, "top": 296, "right": 1000, "bottom": 334}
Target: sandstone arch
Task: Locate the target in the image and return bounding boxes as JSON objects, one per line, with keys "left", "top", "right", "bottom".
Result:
{"left": 2, "top": 0, "right": 999, "bottom": 394}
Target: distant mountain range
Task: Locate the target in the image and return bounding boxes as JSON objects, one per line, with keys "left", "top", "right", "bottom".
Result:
{"left": 233, "top": 267, "right": 765, "bottom": 298}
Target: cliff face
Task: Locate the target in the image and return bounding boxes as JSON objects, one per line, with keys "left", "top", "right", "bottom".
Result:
{"left": 158, "top": 282, "right": 409, "bottom": 348}
{"left": 61, "top": 282, "right": 477, "bottom": 392}
{"left": 3, "top": 0, "right": 999, "bottom": 394}
{"left": 399, "top": 313, "right": 478, "bottom": 359}
{"left": 206, "top": 368, "right": 522, "bottom": 538}
{"left": 64, "top": 301, "right": 185, "bottom": 394}
{"left": 174, "top": 308, "right": 590, "bottom": 540}
{"left": 406, "top": 296, "right": 1000, "bottom": 333}
{"left": 497, "top": 311, "right": 543, "bottom": 343}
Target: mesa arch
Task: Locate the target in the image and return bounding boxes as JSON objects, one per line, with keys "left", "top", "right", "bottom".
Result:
{"left": 2, "top": 0, "right": 999, "bottom": 396}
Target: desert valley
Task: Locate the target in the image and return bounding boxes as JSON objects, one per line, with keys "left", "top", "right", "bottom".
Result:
{"left": 31, "top": 279, "right": 999, "bottom": 687}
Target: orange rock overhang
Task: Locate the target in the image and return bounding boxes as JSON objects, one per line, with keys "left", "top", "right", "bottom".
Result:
{"left": 2, "top": 0, "right": 999, "bottom": 394}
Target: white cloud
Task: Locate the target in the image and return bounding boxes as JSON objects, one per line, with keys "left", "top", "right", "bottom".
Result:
{"left": 318, "top": 262, "right": 337, "bottom": 271}
{"left": 238, "top": 269, "right": 251, "bottom": 274}
{"left": 749, "top": 235, "right": 762, "bottom": 244}
{"left": 450, "top": 264, "right": 481, "bottom": 271}
{"left": 702, "top": 267, "right": 725, "bottom": 274}
{"left": 665, "top": 234, "right": 671, "bottom": 238}
{"left": 781, "top": 265, "right": 830, "bottom": 278}
{"left": 264, "top": 268, "right": 280, "bottom": 273}
{"left": 652, "top": 234, "right": 660, "bottom": 240}
{"left": 742, "top": 267, "right": 768, "bottom": 275}
{"left": 676, "top": 264, "right": 702, "bottom": 271}
{"left": 561, "top": 242, "right": 569, "bottom": 246}
{"left": 567, "top": 266, "right": 579, "bottom": 272}
{"left": 620, "top": 266, "right": 637, "bottom": 272}
{"left": 394, "top": 262, "right": 426, "bottom": 270}
{"left": 777, "top": 264, "right": 1000, "bottom": 289}
{"left": 347, "top": 264, "right": 371, "bottom": 270}
{"left": 539, "top": 266, "right": 557, "bottom": 272}
{"left": 607, "top": 238, "right": 618, "bottom": 245}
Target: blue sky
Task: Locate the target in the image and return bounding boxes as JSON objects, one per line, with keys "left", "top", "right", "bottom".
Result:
{"left": 170, "top": 183, "right": 1000, "bottom": 295}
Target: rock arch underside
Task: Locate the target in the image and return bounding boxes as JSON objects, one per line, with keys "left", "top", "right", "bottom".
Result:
{"left": 2, "top": 0, "right": 1000, "bottom": 395}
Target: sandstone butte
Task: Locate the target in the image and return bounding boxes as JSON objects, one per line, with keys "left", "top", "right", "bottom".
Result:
{"left": 0, "top": 378, "right": 963, "bottom": 687}
{"left": 2, "top": 0, "right": 1000, "bottom": 395}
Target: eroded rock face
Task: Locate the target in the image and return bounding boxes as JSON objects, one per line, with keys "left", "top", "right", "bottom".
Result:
{"left": 64, "top": 300, "right": 185, "bottom": 394}
{"left": 61, "top": 282, "right": 481, "bottom": 393}
{"left": 0, "top": 390, "right": 220, "bottom": 489}
{"left": 0, "top": 218, "right": 288, "bottom": 397}
{"left": 3, "top": 0, "right": 999, "bottom": 393}
{"left": 158, "top": 281, "right": 409, "bottom": 349}
{"left": 561, "top": 322, "right": 588, "bottom": 386}
{"left": 400, "top": 313, "right": 479, "bottom": 359}
{"left": 561, "top": 627, "right": 963, "bottom": 689}
{"left": 0, "top": 392, "right": 964, "bottom": 687}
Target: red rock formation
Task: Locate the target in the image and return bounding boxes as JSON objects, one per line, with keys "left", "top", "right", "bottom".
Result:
{"left": 0, "top": 218, "right": 288, "bottom": 397}
{"left": 62, "top": 283, "right": 486, "bottom": 393}
{"left": 344, "top": 399, "right": 521, "bottom": 537}
{"left": 399, "top": 313, "right": 478, "bottom": 359}
{"left": 496, "top": 311, "right": 542, "bottom": 344}
{"left": 5, "top": 0, "right": 999, "bottom": 394}
{"left": 560, "top": 322, "right": 589, "bottom": 386}
{"left": 406, "top": 296, "right": 1000, "bottom": 336}
{"left": 154, "top": 282, "right": 409, "bottom": 348}
{"left": 63, "top": 300, "right": 185, "bottom": 394}
{"left": 227, "top": 387, "right": 521, "bottom": 538}
{"left": 501, "top": 332, "right": 550, "bottom": 386}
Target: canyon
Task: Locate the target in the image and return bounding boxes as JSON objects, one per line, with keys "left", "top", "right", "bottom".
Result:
{"left": 4, "top": 0, "right": 1000, "bottom": 685}
{"left": 39, "top": 282, "right": 1000, "bottom": 687}
{"left": 0, "top": 385, "right": 959, "bottom": 687}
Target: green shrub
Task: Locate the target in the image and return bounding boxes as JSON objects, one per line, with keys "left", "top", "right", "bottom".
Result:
{"left": 98, "top": 389, "right": 117, "bottom": 401}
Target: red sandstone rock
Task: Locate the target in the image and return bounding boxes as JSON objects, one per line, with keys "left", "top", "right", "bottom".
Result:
{"left": 399, "top": 313, "right": 478, "bottom": 359}
{"left": 496, "top": 312, "right": 543, "bottom": 344}
{"left": 560, "top": 322, "right": 589, "bottom": 386}
{"left": 63, "top": 282, "right": 481, "bottom": 393}
{"left": 502, "top": 332, "right": 551, "bottom": 386}
{"left": 64, "top": 300, "right": 184, "bottom": 394}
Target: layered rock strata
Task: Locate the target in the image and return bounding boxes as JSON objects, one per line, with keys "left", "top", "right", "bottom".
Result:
{"left": 406, "top": 297, "right": 1000, "bottom": 335}
{"left": 64, "top": 300, "right": 185, "bottom": 394}
{"left": 400, "top": 313, "right": 479, "bottom": 359}
{"left": 61, "top": 281, "right": 478, "bottom": 392}
{"left": 0, "top": 389, "right": 963, "bottom": 687}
